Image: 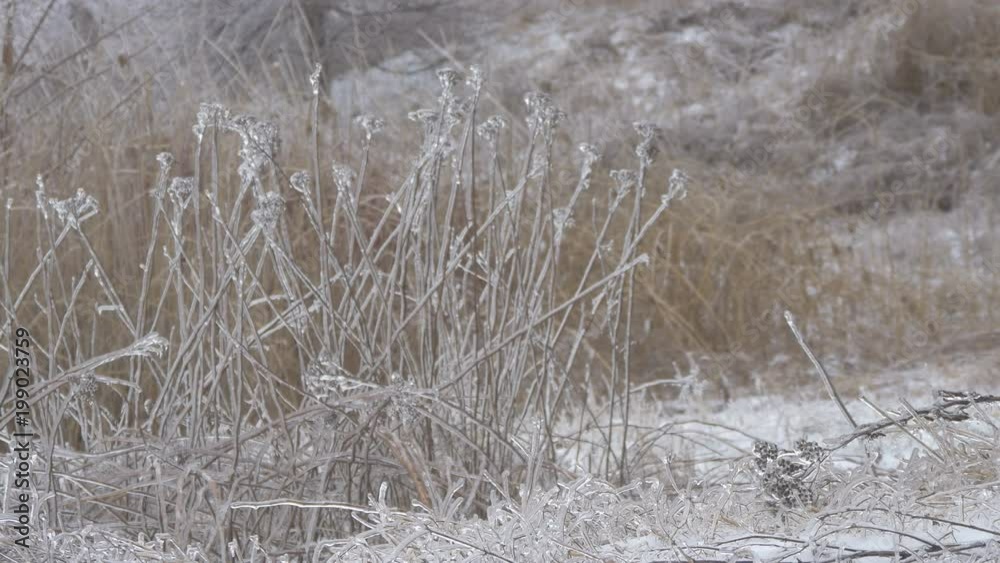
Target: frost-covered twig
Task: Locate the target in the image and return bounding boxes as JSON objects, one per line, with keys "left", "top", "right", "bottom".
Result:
{"left": 784, "top": 310, "right": 858, "bottom": 428}
{"left": 832, "top": 390, "right": 1000, "bottom": 449}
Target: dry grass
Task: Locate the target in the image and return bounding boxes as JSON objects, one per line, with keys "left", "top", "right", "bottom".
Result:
{"left": 2, "top": 2, "right": 1000, "bottom": 558}
{"left": 887, "top": 0, "right": 1000, "bottom": 114}
{"left": 3, "top": 0, "right": 999, "bottom": 396}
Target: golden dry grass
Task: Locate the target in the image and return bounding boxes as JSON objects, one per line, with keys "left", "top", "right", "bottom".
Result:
{"left": 4, "top": 0, "right": 1000, "bottom": 406}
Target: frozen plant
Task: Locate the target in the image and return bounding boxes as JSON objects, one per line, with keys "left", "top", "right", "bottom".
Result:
{"left": 250, "top": 191, "right": 285, "bottom": 237}
{"left": 749, "top": 439, "right": 824, "bottom": 507}
{"left": 48, "top": 188, "right": 100, "bottom": 228}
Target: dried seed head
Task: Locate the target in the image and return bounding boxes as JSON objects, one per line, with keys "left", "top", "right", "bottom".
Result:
{"left": 168, "top": 177, "right": 197, "bottom": 210}
{"left": 49, "top": 188, "right": 99, "bottom": 228}
{"left": 524, "top": 91, "right": 553, "bottom": 114}
{"left": 579, "top": 143, "right": 601, "bottom": 165}
{"left": 634, "top": 121, "right": 660, "bottom": 140}
{"left": 476, "top": 115, "right": 507, "bottom": 143}
{"left": 75, "top": 371, "right": 98, "bottom": 404}
{"left": 228, "top": 115, "right": 280, "bottom": 178}
{"left": 193, "top": 102, "right": 231, "bottom": 142}
{"left": 355, "top": 113, "right": 385, "bottom": 143}
{"left": 752, "top": 440, "right": 779, "bottom": 461}
{"left": 524, "top": 91, "right": 565, "bottom": 131}
{"left": 466, "top": 64, "right": 484, "bottom": 91}
{"left": 409, "top": 108, "right": 440, "bottom": 148}
{"left": 446, "top": 98, "right": 473, "bottom": 129}
{"left": 664, "top": 168, "right": 690, "bottom": 206}
{"left": 610, "top": 169, "right": 637, "bottom": 202}
{"left": 775, "top": 456, "right": 806, "bottom": 476}
{"left": 633, "top": 122, "right": 661, "bottom": 165}
{"left": 156, "top": 152, "right": 174, "bottom": 172}
{"left": 794, "top": 439, "right": 824, "bottom": 463}
{"left": 289, "top": 171, "right": 311, "bottom": 196}
{"left": 331, "top": 163, "right": 356, "bottom": 197}
{"left": 251, "top": 191, "right": 285, "bottom": 235}
{"left": 437, "top": 68, "right": 462, "bottom": 94}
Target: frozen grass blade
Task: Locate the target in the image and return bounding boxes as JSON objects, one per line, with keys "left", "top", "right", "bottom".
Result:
{"left": 784, "top": 310, "right": 858, "bottom": 429}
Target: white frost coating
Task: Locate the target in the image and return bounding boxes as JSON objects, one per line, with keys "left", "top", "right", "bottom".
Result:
{"left": 167, "top": 177, "right": 196, "bottom": 210}
{"left": 476, "top": 115, "right": 507, "bottom": 144}
{"left": 251, "top": 191, "right": 285, "bottom": 236}
{"left": 308, "top": 62, "right": 322, "bottom": 96}
{"left": 289, "top": 171, "right": 311, "bottom": 196}
{"left": 578, "top": 142, "right": 601, "bottom": 165}
{"left": 355, "top": 113, "right": 385, "bottom": 144}
{"left": 331, "top": 162, "right": 356, "bottom": 207}
{"left": 663, "top": 168, "right": 690, "bottom": 206}
{"left": 49, "top": 188, "right": 100, "bottom": 228}
{"left": 192, "top": 102, "right": 231, "bottom": 143}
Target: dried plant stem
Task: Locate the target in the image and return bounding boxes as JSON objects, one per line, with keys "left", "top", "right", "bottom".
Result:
{"left": 784, "top": 310, "right": 857, "bottom": 429}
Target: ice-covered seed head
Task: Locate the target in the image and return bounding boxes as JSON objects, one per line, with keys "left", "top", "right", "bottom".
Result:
{"left": 524, "top": 91, "right": 553, "bottom": 113}
{"left": 634, "top": 121, "right": 661, "bottom": 165}
{"left": 446, "top": 98, "right": 472, "bottom": 128}
{"left": 663, "top": 168, "right": 690, "bottom": 206}
{"left": 793, "top": 439, "right": 824, "bottom": 463}
{"left": 476, "top": 115, "right": 507, "bottom": 143}
{"left": 524, "top": 91, "right": 550, "bottom": 126}
{"left": 466, "top": 64, "right": 484, "bottom": 91}
{"left": 289, "top": 171, "right": 311, "bottom": 196}
{"left": 355, "top": 113, "right": 385, "bottom": 144}
{"left": 331, "top": 163, "right": 356, "bottom": 202}
{"left": 227, "top": 115, "right": 280, "bottom": 178}
{"left": 524, "top": 91, "right": 565, "bottom": 131}
{"left": 75, "top": 371, "right": 98, "bottom": 403}
{"left": 49, "top": 188, "right": 100, "bottom": 228}
{"left": 610, "top": 169, "right": 637, "bottom": 192}
{"left": 168, "top": 177, "right": 197, "bottom": 210}
{"left": 156, "top": 152, "right": 174, "bottom": 172}
{"left": 251, "top": 191, "right": 285, "bottom": 235}
{"left": 437, "top": 68, "right": 462, "bottom": 94}
{"left": 193, "top": 102, "right": 231, "bottom": 142}
{"left": 752, "top": 440, "right": 779, "bottom": 461}
{"left": 634, "top": 121, "right": 659, "bottom": 140}
{"left": 579, "top": 143, "right": 601, "bottom": 165}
